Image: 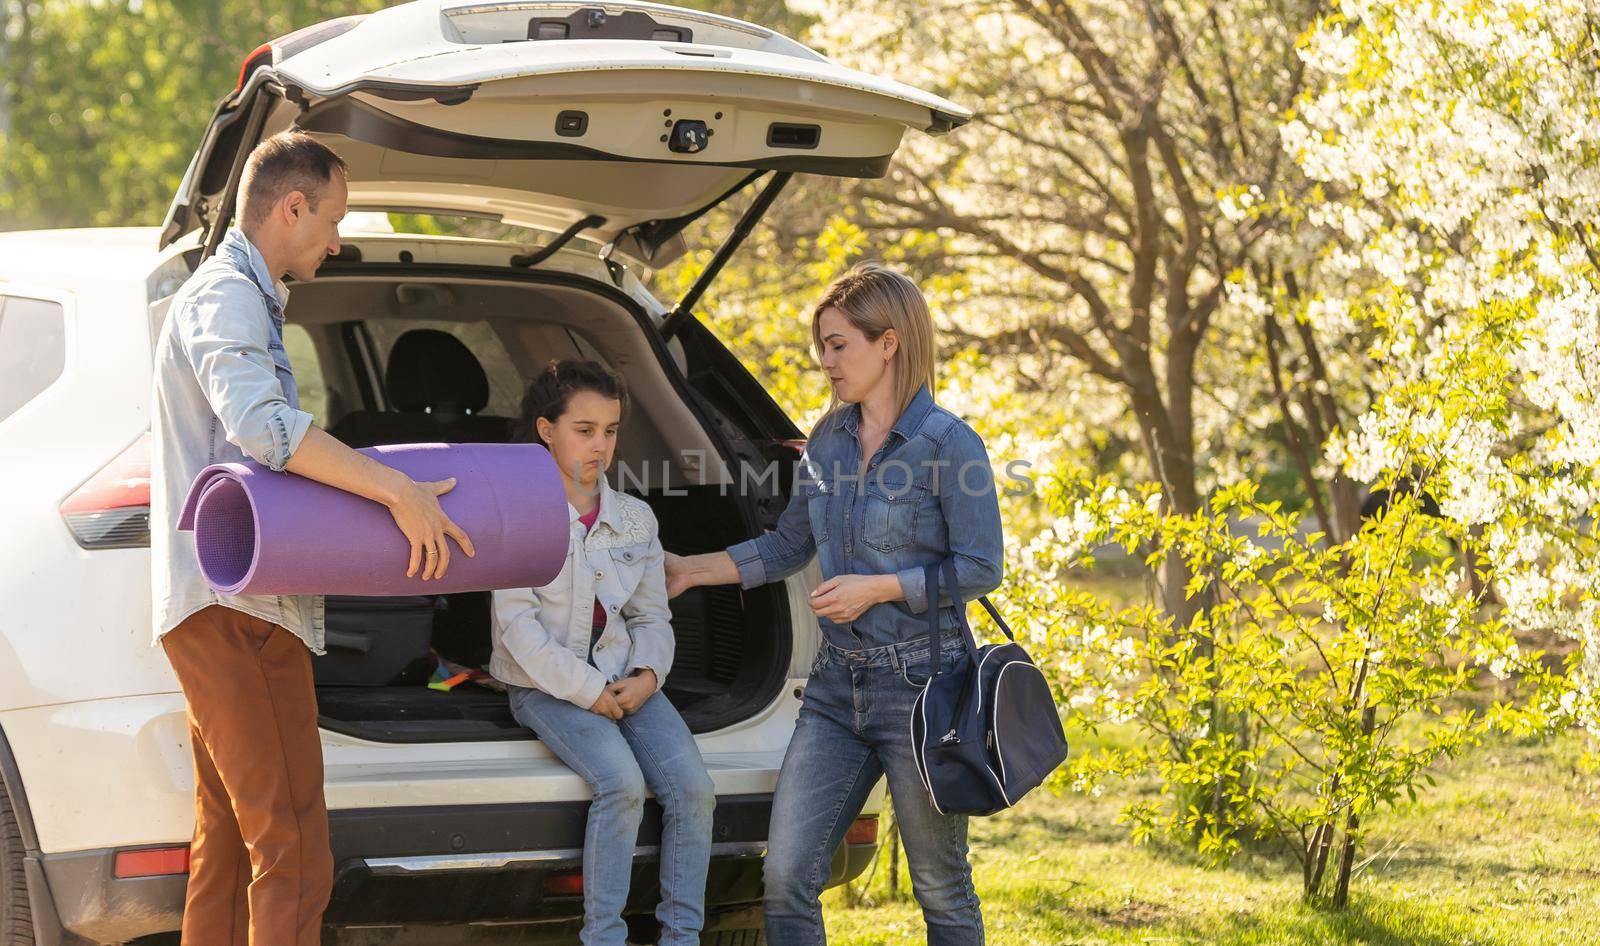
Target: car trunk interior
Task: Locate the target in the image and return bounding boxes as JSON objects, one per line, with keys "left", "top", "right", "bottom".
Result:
{"left": 280, "top": 266, "right": 792, "bottom": 742}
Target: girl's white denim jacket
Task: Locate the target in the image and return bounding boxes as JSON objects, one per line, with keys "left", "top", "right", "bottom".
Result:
{"left": 489, "top": 477, "right": 675, "bottom": 709}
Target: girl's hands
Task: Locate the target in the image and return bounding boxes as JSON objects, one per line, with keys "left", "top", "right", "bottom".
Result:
{"left": 588, "top": 689, "right": 625, "bottom": 719}
{"left": 607, "top": 669, "right": 658, "bottom": 714}
{"left": 809, "top": 574, "right": 901, "bottom": 623}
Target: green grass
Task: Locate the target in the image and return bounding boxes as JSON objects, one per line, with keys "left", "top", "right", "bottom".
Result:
{"left": 821, "top": 734, "right": 1600, "bottom": 945}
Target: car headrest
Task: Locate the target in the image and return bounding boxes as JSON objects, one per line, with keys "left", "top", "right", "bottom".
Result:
{"left": 384, "top": 329, "right": 490, "bottom": 414}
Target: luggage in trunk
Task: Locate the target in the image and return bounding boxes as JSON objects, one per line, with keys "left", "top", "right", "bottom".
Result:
{"left": 315, "top": 595, "right": 440, "bottom": 686}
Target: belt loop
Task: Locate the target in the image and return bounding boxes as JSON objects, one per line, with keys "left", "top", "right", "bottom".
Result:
{"left": 887, "top": 646, "right": 901, "bottom": 673}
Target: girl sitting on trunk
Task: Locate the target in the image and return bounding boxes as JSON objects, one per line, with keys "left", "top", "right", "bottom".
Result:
{"left": 490, "top": 359, "right": 714, "bottom": 946}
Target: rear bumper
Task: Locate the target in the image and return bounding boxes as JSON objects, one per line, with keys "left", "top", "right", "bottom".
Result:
{"left": 324, "top": 794, "right": 776, "bottom": 927}
{"left": 38, "top": 794, "right": 880, "bottom": 944}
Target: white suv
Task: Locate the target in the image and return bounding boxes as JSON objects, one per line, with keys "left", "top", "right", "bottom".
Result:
{"left": 0, "top": 2, "right": 967, "bottom": 943}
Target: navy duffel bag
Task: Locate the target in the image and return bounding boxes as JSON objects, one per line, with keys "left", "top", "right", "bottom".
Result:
{"left": 910, "top": 560, "right": 1068, "bottom": 816}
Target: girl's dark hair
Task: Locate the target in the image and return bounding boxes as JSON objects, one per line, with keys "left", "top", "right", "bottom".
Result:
{"left": 511, "top": 359, "right": 628, "bottom": 446}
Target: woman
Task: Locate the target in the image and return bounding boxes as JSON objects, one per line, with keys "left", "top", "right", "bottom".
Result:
{"left": 666, "top": 262, "right": 1003, "bottom": 945}
{"left": 490, "top": 360, "right": 715, "bottom": 946}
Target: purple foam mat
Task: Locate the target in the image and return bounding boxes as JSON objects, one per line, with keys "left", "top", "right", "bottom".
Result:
{"left": 178, "top": 442, "right": 569, "bottom": 596}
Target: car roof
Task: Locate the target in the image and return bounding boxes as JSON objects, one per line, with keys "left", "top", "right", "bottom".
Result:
{"left": 0, "top": 228, "right": 166, "bottom": 287}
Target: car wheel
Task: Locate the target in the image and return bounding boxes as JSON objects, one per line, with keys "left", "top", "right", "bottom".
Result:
{"left": 0, "top": 779, "right": 31, "bottom": 946}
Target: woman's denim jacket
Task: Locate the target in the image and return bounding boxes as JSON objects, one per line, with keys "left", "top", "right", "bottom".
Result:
{"left": 728, "top": 385, "right": 1004, "bottom": 650}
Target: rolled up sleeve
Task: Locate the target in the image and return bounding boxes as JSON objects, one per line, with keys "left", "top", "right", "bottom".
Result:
{"left": 728, "top": 484, "right": 817, "bottom": 590}
{"left": 897, "top": 565, "right": 930, "bottom": 614}
{"left": 176, "top": 277, "right": 313, "bottom": 472}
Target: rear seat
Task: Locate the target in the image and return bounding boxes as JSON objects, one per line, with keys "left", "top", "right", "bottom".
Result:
{"left": 331, "top": 327, "right": 514, "bottom": 447}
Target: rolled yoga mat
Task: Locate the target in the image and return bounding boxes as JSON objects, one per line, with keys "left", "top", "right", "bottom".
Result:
{"left": 178, "top": 442, "right": 569, "bottom": 596}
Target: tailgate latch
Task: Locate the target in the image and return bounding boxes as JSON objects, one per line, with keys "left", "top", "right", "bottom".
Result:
{"left": 668, "top": 119, "right": 710, "bottom": 154}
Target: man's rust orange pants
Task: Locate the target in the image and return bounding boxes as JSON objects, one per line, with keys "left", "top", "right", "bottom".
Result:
{"left": 162, "top": 605, "right": 332, "bottom": 946}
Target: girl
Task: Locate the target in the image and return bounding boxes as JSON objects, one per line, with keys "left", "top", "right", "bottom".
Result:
{"left": 490, "top": 359, "right": 714, "bottom": 946}
{"left": 666, "top": 263, "right": 1004, "bottom": 945}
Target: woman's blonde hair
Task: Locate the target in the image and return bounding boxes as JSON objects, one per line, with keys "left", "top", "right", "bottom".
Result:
{"left": 811, "top": 261, "right": 937, "bottom": 420}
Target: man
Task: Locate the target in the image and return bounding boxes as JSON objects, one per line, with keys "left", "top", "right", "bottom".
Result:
{"left": 150, "top": 130, "right": 475, "bottom": 945}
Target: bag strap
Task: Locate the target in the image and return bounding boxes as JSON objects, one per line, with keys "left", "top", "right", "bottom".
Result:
{"left": 932, "top": 563, "right": 1017, "bottom": 667}
{"left": 926, "top": 559, "right": 1001, "bottom": 680}
{"left": 943, "top": 560, "right": 982, "bottom": 659}
{"left": 927, "top": 468, "right": 1015, "bottom": 645}
{"left": 924, "top": 561, "right": 944, "bottom": 680}
{"left": 977, "top": 595, "right": 1015, "bottom": 642}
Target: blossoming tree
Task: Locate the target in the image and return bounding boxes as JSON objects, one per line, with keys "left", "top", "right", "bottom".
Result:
{"left": 768, "top": 0, "right": 1597, "bottom": 908}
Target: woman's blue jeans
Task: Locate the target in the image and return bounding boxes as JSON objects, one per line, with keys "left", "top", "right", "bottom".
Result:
{"left": 510, "top": 686, "right": 715, "bottom": 946}
{"left": 764, "top": 633, "right": 985, "bottom": 945}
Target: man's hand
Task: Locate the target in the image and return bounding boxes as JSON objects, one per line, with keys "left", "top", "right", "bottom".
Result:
{"left": 608, "top": 669, "right": 658, "bottom": 715}
{"left": 589, "top": 688, "right": 625, "bottom": 720}
{"left": 281, "top": 427, "right": 475, "bottom": 581}
{"left": 809, "top": 574, "right": 901, "bottom": 623}
{"left": 388, "top": 476, "right": 476, "bottom": 581}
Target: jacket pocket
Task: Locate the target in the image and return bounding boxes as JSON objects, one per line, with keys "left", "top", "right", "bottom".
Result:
{"left": 607, "top": 543, "right": 649, "bottom": 597}
{"left": 862, "top": 482, "right": 925, "bottom": 553}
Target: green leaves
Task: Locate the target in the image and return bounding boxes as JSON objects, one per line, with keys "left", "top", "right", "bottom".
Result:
{"left": 0, "top": 0, "right": 388, "bottom": 231}
{"left": 1015, "top": 472, "right": 1560, "bottom": 903}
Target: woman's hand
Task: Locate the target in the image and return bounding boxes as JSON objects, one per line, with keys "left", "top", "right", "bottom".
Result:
{"left": 664, "top": 552, "right": 697, "bottom": 599}
{"left": 663, "top": 551, "right": 741, "bottom": 598}
{"left": 809, "top": 574, "right": 902, "bottom": 623}
{"left": 607, "top": 669, "right": 658, "bottom": 714}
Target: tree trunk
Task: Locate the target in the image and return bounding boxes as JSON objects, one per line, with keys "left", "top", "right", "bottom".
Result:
{"left": 1331, "top": 704, "right": 1378, "bottom": 907}
{"left": 1331, "top": 808, "right": 1360, "bottom": 909}
{"left": 1303, "top": 771, "right": 1341, "bottom": 901}
{"left": 1126, "top": 366, "right": 1204, "bottom": 628}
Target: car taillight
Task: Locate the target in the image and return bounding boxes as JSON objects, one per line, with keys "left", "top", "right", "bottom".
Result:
{"left": 114, "top": 845, "right": 190, "bottom": 879}
{"left": 60, "top": 434, "right": 151, "bottom": 550}
{"left": 543, "top": 869, "right": 583, "bottom": 897}
{"left": 845, "top": 816, "right": 878, "bottom": 845}
{"left": 234, "top": 16, "right": 365, "bottom": 93}
{"left": 779, "top": 438, "right": 806, "bottom": 457}
{"left": 234, "top": 41, "right": 275, "bottom": 93}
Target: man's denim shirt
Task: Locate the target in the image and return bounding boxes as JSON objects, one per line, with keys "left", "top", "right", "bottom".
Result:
{"left": 728, "top": 385, "right": 1004, "bottom": 651}
{"left": 150, "top": 228, "right": 324, "bottom": 651}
